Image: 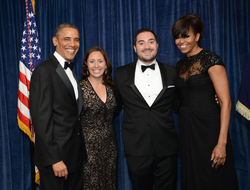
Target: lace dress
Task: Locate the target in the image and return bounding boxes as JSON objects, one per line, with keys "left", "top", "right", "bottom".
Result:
{"left": 175, "top": 49, "right": 238, "bottom": 190}
{"left": 80, "top": 78, "right": 117, "bottom": 190}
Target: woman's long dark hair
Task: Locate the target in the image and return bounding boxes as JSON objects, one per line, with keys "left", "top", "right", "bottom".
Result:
{"left": 81, "top": 46, "right": 114, "bottom": 86}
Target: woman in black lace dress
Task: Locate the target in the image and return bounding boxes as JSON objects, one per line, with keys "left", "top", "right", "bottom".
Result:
{"left": 172, "top": 14, "right": 238, "bottom": 190}
{"left": 80, "top": 46, "right": 117, "bottom": 189}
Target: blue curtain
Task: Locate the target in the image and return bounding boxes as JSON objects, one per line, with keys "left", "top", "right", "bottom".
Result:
{"left": 1, "top": 0, "right": 250, "bottom": 189}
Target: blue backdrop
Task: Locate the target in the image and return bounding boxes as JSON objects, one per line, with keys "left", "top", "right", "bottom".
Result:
{"left": 0, "top": 0, "right": 250, "bottom": 189}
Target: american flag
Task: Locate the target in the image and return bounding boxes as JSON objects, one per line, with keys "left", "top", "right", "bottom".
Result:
{"left": 17, "top": 0, "right": 42, "bottom": 184}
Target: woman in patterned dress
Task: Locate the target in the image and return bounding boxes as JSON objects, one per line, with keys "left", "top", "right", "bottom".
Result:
{"left": 172, "top": 14, "right": 238, "bottom": 190}
{"left": 80, "top": 46, "right": 117, "bottom": 189}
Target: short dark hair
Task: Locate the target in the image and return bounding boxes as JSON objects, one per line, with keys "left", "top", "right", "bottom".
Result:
{"left": 134, "top": 28, "right": 158, "bottom": 45}
{"left": 81, "top": 46, "right": 114, "bottom": 86}
{"left": 172, "top": 13, "right": 204, "bottom": 43}
{"left": 55, "top": 23, "right": 79, "bottom": 37}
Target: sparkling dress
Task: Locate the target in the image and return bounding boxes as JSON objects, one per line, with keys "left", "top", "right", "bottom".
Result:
{"left": 175, "top": 49, "right": 238, "bottom": 190}
{"left": 80, "top": 78, "right": 117, "bottom": 190}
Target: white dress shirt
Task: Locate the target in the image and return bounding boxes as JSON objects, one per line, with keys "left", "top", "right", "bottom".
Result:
{"left": 54, "top": 51, "right": 78, "bottom": 100}
{"left": 134, "top": 60, "right": 163, "bottom": 107}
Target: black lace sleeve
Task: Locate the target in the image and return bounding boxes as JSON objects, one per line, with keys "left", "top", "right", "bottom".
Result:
{"left": 200, "top": 50, "right": 225, "bottom": 74}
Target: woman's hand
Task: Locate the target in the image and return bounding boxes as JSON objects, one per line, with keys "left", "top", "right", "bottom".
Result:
{"left": 211, "top": 144, "right": 226, "bottom": 169}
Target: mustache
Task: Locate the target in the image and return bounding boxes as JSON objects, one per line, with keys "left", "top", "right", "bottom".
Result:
{"left": 142, "top": 48, "right": 153, "bottom": 52}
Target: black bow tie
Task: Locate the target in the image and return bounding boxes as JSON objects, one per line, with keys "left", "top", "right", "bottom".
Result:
{"left": 141, "top": 64, "right": 155, "bottom": 72}
{"left": 64, "top": 62, "right": 74, "bottom": 70}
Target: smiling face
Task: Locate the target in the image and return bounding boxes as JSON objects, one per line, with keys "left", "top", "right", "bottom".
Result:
{"left": 134, "top": 31, "right": 158, "bottom": 65}
{"left": 86, "top": 51, "right": 107, "bottom": 80}
{"left": 175, "top": 27, "right": 200, "bottom": 57}
{"left": 52, "top": 27, "right": 80, "bottom": 62}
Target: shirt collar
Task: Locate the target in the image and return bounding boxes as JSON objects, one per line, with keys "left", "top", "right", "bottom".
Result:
{"left": 136, "top": 59, "right": 158, "bottom": 69}
{"left": 137, "top": 59, "right": 157, "bottom": 66}
{"left": 53, "top": 51, "right": 67, "bottom": 68}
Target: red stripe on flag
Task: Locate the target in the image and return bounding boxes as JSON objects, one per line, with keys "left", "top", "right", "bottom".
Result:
{"left": 17, "top": 114, "right": 34, "bottom": 143}
{"left": 17, "top": 107, "right": 31, "bottom": 129}
{"left": 19, "top": 71, "right": 31, "bottom": 90}
{"left": 18, "top": 90, "right": 29, "bottom": 108}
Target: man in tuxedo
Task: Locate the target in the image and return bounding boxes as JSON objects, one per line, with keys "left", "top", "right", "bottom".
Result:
{"left": 115, "top": 28, "right": 179, "bottom": 190}
{"left": 29, "top": 23, "right": 86, "bottom": 190}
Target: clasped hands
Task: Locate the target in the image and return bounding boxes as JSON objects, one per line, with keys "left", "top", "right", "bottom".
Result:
{"left": 52, "top": 161, "right": 68, "bottom": 179}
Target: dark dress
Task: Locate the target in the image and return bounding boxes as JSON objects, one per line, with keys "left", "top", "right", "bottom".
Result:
{"left": 175, "top": 49, "right": 238, "bottom": 190}
{"left": 80, "top": 78, "right": 117, "bottom": 190}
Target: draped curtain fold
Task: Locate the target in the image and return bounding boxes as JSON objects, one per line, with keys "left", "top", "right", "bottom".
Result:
{"left": 1, "top": 0, "right": 250, "bottom": 189}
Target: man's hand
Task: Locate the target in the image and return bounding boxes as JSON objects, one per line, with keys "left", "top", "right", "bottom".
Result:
{"left": 52, "top": 161, "right": 68, "bottom": 179}
{"left": 215, "top": 94, "right": 220, "bottom": 104}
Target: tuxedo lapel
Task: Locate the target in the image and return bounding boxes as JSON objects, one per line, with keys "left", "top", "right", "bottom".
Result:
{"left": 56, "top": 65, "right": 76, "bottom": 102}
{"left": 152, "top": 61, "right": 168, "bottom": 105}
{"left": 50, "top": 55, "right": 76, "bottom": 103}
{"left": 128, "top": 62, "right": 145, "bottom": 102}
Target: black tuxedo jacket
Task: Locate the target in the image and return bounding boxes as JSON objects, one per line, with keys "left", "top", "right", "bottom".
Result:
{"left": 30, "top": 54, "right": 86, "bottom": 173}
{"left": 114, "top": 60, "right": 179, "bottom": 157}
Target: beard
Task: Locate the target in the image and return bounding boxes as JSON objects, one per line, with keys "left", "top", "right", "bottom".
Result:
{"left": 137, "top": 48, "right": 158, "bottom": 64}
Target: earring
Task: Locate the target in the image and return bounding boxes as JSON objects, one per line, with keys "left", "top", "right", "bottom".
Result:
{"left": 104, "top": 67, "right": 107, "bottom": 74}
{"left": 87, "top": 70, "right": 89, "bottom": 75}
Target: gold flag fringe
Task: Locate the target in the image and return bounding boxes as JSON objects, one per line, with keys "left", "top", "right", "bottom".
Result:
{"left": 236, "top": 100, "right": 250, "bottom": 121}
{"left": 31, "top": 0, "right": 35, "bottom": 14}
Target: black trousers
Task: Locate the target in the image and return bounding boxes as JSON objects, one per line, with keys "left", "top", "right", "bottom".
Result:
{"left": 39, "top": 156, "right": 83, "bottom": 190}
{"left": 126, "top": 149, "right": 177, "bottom": 190}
